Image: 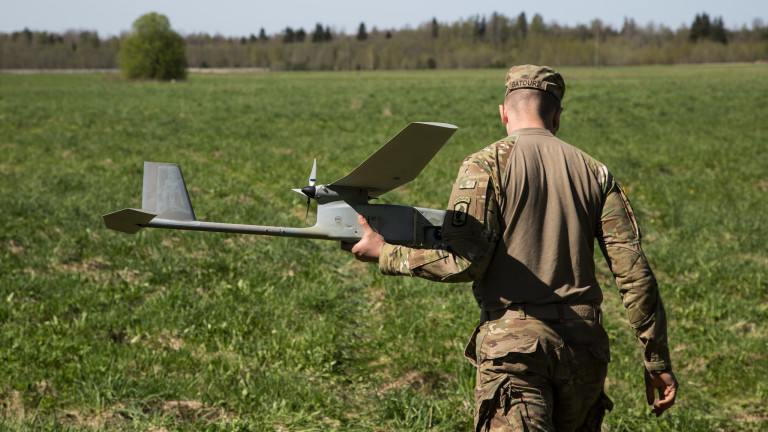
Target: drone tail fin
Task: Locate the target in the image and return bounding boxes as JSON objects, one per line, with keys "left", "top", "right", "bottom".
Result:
{"left": 103, "top": 162, "right": 196, "bottom": 234}
{"left": 141, "top": 162, "right": 197, "bottom": 222}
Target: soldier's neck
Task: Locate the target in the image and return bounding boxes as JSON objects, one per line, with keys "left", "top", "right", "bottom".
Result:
{"left": 506, "top": 118, "right": 551, "bottom": 136}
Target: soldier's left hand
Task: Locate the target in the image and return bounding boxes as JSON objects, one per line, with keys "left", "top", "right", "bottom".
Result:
{"left": 340, "top": 214, "right": 385, "bottom": 262}
{"left": 645, "top": 370, "right": 678, "bottom": 417}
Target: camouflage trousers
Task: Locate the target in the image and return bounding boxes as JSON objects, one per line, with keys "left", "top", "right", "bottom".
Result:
{"left": 464, "top": 312, "right": 613, "bottom": 432}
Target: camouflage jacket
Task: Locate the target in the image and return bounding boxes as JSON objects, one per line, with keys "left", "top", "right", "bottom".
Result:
{"left": 379, "top": 128, "right": 671, "bottom": 371}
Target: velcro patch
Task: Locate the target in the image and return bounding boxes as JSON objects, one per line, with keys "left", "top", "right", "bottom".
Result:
{"left": 459, "top": 179, "right": 477, "bottom": 189}
{"left": 452, "top": 197, "right": 471, "bottom": 226}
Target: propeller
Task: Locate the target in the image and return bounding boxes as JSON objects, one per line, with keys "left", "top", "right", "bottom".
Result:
{"left": 292, "top": 158, "right": 317, "bottom": 220}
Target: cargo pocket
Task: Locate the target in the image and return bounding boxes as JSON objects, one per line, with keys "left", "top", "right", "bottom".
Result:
{"left": 501, "top": 381, "right": 552, "bottom": 432}
{"left": 474, "top": 375, "right": 508, "bottom": 432}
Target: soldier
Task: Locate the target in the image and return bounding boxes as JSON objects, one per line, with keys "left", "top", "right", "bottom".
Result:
{"left": 342, "top": 65, "right": 678, "bottom": 431}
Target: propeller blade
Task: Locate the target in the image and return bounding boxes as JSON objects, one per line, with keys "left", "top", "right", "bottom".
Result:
{"left": 309, "top": 158, "right": 317, "bottom": 186}
{"left": 292, "top": 158, "right": 317, "bottom": 221}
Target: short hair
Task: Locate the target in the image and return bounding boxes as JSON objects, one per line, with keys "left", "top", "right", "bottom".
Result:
{"left": 504, "top": 88, "right": 561, "bottom": 121}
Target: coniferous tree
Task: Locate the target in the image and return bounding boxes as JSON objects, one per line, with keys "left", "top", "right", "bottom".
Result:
{"left": 357, "top": 23, "right": 368, "bottom": 41}
{"left": 691, "top": 13, "right": 711, "bottom": 42}
{"left": 476, "top": 16, "right": 487, "bottom": 40}
{"left": 296, "top": 28, "right": 307, "bottom": 42}
{"left": 711, "top": 17, "right": 728, "bottom": 44}
{"left": 283, "top": 27, "right": 295, "bottom": 43}
{"left": 691, "top": 13, "right": 727, "bottom": 44}
{"left": 518, "top": 12, "right": 528, "bottom": 40}
{"left": 312, "top": 24, "right": 325, "bottom": 43}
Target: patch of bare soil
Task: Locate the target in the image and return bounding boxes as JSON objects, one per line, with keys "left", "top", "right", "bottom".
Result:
{"left": 378, "top": 369, "right": 454, "bottom": 394}
{"left": 61, "top": 400, "right": 232, "bottom": 429}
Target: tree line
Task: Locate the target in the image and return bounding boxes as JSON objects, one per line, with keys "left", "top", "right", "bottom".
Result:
{"left": 1, "top": 12, "right": 766, "bottom": 71}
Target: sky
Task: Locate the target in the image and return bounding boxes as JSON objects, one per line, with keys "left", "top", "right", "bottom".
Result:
{"left": 1, "top": 0, "right": 766, "bottom": 38}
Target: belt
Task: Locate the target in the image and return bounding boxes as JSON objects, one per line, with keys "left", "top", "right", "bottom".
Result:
{"left": 481, "top": 303, "right": 602, "bottom": 323}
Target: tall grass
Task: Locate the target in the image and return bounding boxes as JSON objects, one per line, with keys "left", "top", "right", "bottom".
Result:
{"left": 1, "top": 65, "right": 766, "bottom": 430}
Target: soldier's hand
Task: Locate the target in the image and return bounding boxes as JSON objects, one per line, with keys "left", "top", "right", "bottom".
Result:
{"left": 340, "top": 215, "right": 385, "bottom": 263}
{"left": 645, "top": 370, "right": 678, "bottom": 417}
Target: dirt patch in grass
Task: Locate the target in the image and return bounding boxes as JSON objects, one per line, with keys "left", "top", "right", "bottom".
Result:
{"left": 740, "top": 253, "right": 768, "bottom": 266}
{"left": 61, "top": 400, "right": 232, "bottom": 429}
{"left": 157, "top": 329, "right": 185, "bottom": 351}
{"left": 6, "top": 240, "right": 25, "bottom": 255}
{"left": 156, "top": 400, "right": 229, "bottom": 423}
{"left": 367, "top": 287, "right": 386, "bottom": 313}
{"left": 49, "top": 256, "right": 147, "bottom": 285}
{"left": 378, "top": 369, "right": 454, "bottom": 395}
{"left": 2, "top": 390, "right": 24, "bottom": 419}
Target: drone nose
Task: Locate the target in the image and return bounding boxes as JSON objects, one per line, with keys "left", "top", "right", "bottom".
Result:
{"left": 300, "top": 185, "right": 316, "bottom": 198}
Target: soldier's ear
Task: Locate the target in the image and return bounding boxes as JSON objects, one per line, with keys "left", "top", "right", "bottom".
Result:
{"left": 552, "top": 107, "right": 563, "bottom": 134}
{"left": 499, "top": 104, "right": 508, "bottom": 125}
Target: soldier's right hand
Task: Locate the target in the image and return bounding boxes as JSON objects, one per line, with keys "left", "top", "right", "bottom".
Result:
{"left": 340, "top": 215, "right": 385, "bottom": 263}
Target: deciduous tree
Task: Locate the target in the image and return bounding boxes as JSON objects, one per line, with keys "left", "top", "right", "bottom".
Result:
{"left": 119, "top": 13, "right": 186, "bottom": 80}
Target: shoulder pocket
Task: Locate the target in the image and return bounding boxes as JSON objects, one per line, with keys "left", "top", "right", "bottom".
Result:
{"left": 443, "top": 174, "right": 490, "bottom": 236}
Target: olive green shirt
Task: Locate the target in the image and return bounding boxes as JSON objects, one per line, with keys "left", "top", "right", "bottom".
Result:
{"left": 379, "top": 128, "right": 671, "bottom": 371}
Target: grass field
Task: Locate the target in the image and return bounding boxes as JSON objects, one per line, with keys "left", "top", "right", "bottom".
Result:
{"left": 1, "top": 64, "right": 767, "bottom": 431}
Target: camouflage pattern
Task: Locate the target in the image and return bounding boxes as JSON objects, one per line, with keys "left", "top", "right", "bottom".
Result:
{"left": 378, "top": 122, "right": 671, "bottom": 428}
{"left": 466, "top": 315, "right": 611, "bottom": 431}
{"left": 504, "top": 65, "right": 565, "bottom": 102}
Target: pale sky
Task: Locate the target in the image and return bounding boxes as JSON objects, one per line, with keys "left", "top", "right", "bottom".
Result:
{"left": 1, "top": 0, "right": 766, "bottom": 37}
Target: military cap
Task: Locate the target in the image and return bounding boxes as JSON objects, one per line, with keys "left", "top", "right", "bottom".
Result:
{"left": 504, "top": 64, "right": 565, "bottom": 102}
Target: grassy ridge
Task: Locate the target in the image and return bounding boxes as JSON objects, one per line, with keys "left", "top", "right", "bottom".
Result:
{"left": 1, "top": 65, "right": 766, "bottom": 431}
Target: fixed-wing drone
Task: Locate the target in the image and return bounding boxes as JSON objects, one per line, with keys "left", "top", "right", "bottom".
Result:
{"left": 103, "top": 122, "right": 457, "bottom": 247}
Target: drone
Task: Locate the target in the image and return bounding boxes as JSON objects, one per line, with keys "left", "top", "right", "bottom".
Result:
{"left": 103, "top": 122, "right": 458, "bottom": 247}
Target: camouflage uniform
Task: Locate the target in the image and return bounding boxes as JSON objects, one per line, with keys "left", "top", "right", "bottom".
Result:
{"left": 379, "top": 66, "right": 671, "bottom": 431}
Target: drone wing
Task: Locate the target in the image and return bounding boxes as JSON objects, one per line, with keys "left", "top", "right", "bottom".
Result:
{"left": 329, "top": 122, "right": 457, "bottom": 197}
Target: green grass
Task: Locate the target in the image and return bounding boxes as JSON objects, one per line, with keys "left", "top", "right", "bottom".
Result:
{"left": 1, "top": 65, "right": 767, "bottom": 431}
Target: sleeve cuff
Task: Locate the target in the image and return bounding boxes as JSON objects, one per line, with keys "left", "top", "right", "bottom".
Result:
{"left": 644, "top": 360, "right": 672, "bottom": 372}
